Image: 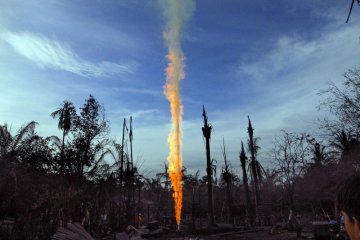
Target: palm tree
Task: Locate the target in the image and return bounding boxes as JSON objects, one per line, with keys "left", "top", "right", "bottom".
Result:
{"left": 51, "top": 101, "right": 77, "bottom": 175}
{"left": 85, "top": 138, "right": 114, "bottom": 178}
{"left": 0, "top": 123, "right": 12, "bottom": 158}
{"left": 0, "top": 121, "right": 38, "bottom": 221}
{"left": 0, "top": 121, "right": 38, "bottom": 159}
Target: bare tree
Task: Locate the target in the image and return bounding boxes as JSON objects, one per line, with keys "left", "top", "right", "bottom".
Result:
{"left": 318, "top": 68, "right": 360, "bottom": 170}
{"left": 319, "top": 68, "right": 360, "bottom": 143}
{"left": 273, "top": 131, "right": 311, "bottom": 211}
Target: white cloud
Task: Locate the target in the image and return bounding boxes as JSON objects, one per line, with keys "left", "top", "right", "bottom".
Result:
{"left": 107, "top": 108, "right": 161, "bottom": 123}
{"left": 238, "top": 35, "right": 320, "bottom": 84}
{"left": 238, "top": 23, "right": 360, "bottom": 86}
{"left": 0, "top": 31, "right": 137, "bottom": 78}
{"left": 112, "top": 87, "right": 162, "bottom": 97}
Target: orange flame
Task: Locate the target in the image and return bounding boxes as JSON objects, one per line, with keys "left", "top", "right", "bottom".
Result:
{"left": 164, "top": 49, "right": 184, "bottom": 226}
{"left": 162, "top": 0, "right": 194, "bottom": 227}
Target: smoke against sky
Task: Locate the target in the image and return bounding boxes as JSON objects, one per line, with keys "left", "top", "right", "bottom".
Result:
{"left": 1, "top": 1, "right": 360, "bottom": 176}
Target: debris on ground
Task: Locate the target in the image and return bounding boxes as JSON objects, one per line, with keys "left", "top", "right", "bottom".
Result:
{"left": 52, "top": 222, "right": 94, "bottom": 240}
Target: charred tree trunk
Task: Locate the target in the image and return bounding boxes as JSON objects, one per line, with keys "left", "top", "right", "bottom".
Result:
{"left": 248, "top": 116, "right": 261, "bottom": 225}
{"left": 240, "top": 141, "right": 253, "bottom": 225}
{"left": 125, "top": 158, "right": 133, "bottom": 225}
{"left": 191, "top": 187, "right": 196, "bottom": 230}
{"left": 120, "top": 119, "right": 126, "bottom": 196}
{"left": 221, "top": 139, "right": 234, "bottom": 225}
{"left": 61, "top": 130, "right": 66, "bottom": 175}
{"left": 202, "top": 106, "right": 216, "bottom": 227}
{"left": 118, "top": 118, "right": 126, "bottom": 229}
{"left": 136, "top": 181, "right": 141, "bottom": 228}
{"left": 129, "top": 116, "right": 136, "bottom": 226}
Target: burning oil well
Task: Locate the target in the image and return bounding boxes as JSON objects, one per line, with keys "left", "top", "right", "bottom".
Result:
{"left": 162, "top": 0, "right": 195, "bottom": 230}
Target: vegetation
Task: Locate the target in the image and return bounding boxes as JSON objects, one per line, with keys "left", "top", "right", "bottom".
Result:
{"left": 0, "top": 68, "right": 360, "bottom": 239}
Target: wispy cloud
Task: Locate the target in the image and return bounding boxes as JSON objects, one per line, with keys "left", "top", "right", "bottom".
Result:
{"left": 238, "top": 23, "right": 360, "bottom": 86}
{"left": 238, "top": 35, "right": 318, "bottom": 83}
{"left": 113, "top": 87, "right": 162, "bottom": 97}
{"left": 0, "top": 31, "right": 137, "bottom": 78}
{"left": 107, "top": 108, "right": 161, "bottom": 123}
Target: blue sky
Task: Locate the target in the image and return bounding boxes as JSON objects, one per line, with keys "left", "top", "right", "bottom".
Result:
{"left": 1, "top": 0, "right": 360, "bottom": 177}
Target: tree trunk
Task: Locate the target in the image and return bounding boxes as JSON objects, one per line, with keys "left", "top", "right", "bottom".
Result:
{"left": 118, "top": 119, "right": 126, "bottom": 229}
{"left": 137, "top": 186, "right": 141, "bottom": 227}
{"left": 191, "top": 188, "right": 196, "bottom": 231}
{"left": 226, "top": 180, "right": 234, "bottom": 224}
{"left": 242, "top": 169, "right": 253, "bottom": 225}
{"left": 205, "top": 137, "right": 215, "bottom": 226}
{"left": 289, "top": 188, "right": 294, "bottom": 211}
{"left": 240, "top": 142, "right": 253, "bottom": 225}
{"left": 61, "top": 130, "right": 66, "bottom": 175}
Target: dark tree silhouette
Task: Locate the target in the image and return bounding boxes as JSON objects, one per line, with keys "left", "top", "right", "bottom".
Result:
{"left": 51, "top": 101, "right": 76, "bottom": 175}
{"left": 247, "top": 116, "right": 261, "bottom": 224}
{"left": 17, "top": 134, "right": 53, "bottom": 171}
{"left": 119, "top": 118, "right": 127, "bottom": 221}
{"left": 202, "top": 105, "right": 216, "bottom": 227}
{"left": 331, "top": 129, "right": 358, "bottom": 155}
{"left": 319, "top": 68, "right": 360, "bottom": 144}
{"left": 240, "top": 141, "right": 252, "bottom": 225}
{"left": 220, "top": 139, "right": 234, "bottom": 225}
{"left": 273, "top": 131, "right": 311, "bottom": 211}
{"left": 72, "top": 95, "right": 109, "bottom": 177}
{"left": 0, "top": 121, "right": 38, "bottom": 159}
{"left": 310, "top": 140, "right": 326, "bottom": 166}
{"left": 318, "top": 68, "right": 360, "bottom": 171}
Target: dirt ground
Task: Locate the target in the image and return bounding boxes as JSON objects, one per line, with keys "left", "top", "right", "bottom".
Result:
{"left": 188, "top": 228, "right": 313, "bottom": 240}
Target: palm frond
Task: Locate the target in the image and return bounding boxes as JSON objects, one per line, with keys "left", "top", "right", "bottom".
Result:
{"left": 97, "top": 148, "right": 113, "bottom": 162}
{"left": 11, "top": 121, "right": 38, "bottom": 152}
{"left": 0, "top": 123, "right": 12, "bottom": 155}
{"left": 47, "top": 135, "right": 62, "bottom": 151}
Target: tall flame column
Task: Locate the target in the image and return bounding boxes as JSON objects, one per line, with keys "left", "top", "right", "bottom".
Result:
{"left": 164, "top": 49, "right": 184, "bottom": 228}
{"left": 162, "top": 0, "right": 194, "bottom": 229}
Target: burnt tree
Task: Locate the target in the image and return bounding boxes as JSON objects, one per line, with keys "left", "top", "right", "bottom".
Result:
{"left": 221, "top": 139, "right": 234, "bottom": 225}
{"left": 240, "top": 141, "right": 253, "bottom": 225}
{"left": 247, "top": 116, "right": 261, "bottom": 224}
{"left": 202, "top": 106, "right": 216, "bottom": 227}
